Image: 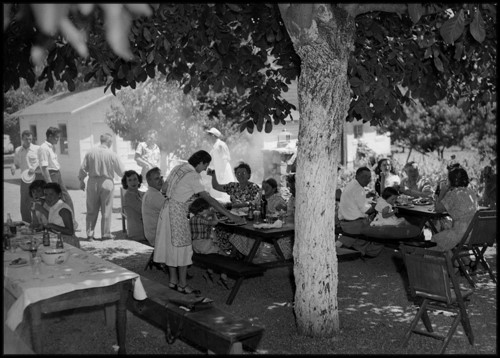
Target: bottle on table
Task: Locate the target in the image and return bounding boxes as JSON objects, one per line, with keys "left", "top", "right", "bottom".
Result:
{"left": 56, "top": 233, "right": 64, "bottom": 249}
{"left": 42, "top": 228, "right": 50, "bottom": 246}
{"left": 260, "top": 190, "right": 267, "bottom": 222}
{"left": 247, "top": 203, "right": 254, "bottom": 221}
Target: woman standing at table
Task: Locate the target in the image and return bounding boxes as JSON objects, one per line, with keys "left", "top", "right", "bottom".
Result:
{"left": 121, "top": 170, "right": 146, "bottom": 242}
{"left": 399, "top": 161, "right": 433, "bottom": 198}
{"left": 431, "top": 166, "right": 478, "bottom": 251}
{"left": 41, "top": 182, "right": 81, "bottom": 248}
{"left": 154, "top": 150, "right": 243, "bottom": 295}
{"left": 208, "top": 162, "right": 261, "bottom": 254}
{"left": 374, "top": 158, "right": 401, "bottom": 195}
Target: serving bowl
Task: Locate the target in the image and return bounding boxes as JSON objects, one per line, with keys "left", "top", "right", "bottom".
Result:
{"left": 40, "top": 248, "right": 70, "bottom": 265}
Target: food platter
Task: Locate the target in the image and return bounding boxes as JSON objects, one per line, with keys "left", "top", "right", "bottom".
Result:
{"left": 412, "top": 198, "right": 433, "bottom": 206}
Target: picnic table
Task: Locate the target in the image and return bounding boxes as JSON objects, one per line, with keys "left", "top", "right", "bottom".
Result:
{"left": 192, "top": 219, "right": 361, "bottom": 304}
{"left": 4, "top": 234, "right": 147, "bottom": 354}
{"left": 395, "top": 203, "right": 448, "bottom": 233}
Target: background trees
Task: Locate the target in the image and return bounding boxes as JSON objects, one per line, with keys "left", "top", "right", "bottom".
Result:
{"left": 3, "top": 3, "right": 496, "bottom": 338}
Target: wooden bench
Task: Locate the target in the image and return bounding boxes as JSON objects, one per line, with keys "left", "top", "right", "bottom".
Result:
{"left": 126, "top": 276, "right": 264, "bottom": 354}
{"left": 192, "top": 253, "right": 266, "bottom": 305}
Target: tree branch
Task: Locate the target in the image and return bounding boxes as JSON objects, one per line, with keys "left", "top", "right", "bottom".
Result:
{"left": 337, "top": 3, "right": 408, "bottom": 17}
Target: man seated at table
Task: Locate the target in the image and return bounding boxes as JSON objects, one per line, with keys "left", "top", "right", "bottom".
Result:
{"left": 337, "top": 166, "right": 384, "bottom": 257}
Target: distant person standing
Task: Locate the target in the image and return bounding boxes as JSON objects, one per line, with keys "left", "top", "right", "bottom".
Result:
{"left": 205, "top": 127, "right": 234, "bottom": 202}
{"left": 135, "top": 129, "right": 161, "bottom": 181}
{"left": 11, "top": 130, "right": 43, "bottom": 223}
{"left": 78, "top": 133, "right": 125, "bottom": 241}
{"left": 38, "top": 126, "right": 74, "bottom": 214}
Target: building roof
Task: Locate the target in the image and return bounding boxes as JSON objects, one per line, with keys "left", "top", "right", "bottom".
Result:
{"left": 13, "top": 86, "right": 114, "bottom": 117}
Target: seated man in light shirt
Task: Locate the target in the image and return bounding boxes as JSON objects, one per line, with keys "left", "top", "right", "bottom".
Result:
{"left": 141, "top": 167, "right": 167, "bottom": 246}
{"left": 337, "top": 166, "right": 384, "bottom": 257}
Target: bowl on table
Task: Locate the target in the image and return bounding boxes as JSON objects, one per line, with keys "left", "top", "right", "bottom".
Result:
{"left": 40, "top": 248, "right": 70, "bottom": 265}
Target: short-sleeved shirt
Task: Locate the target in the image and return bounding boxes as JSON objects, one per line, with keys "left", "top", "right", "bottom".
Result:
{"left": 38, "top": 141, "right": 60, "bottom": 170}
{"left": 338, "top": 179, "right": 372, "bottom": 221}
{"left": 266, "top": 192, "right": 287, "bottom": 214}
{"left": 135, "top": 142, "right": 161, "bottom": 167}
{"left": 142, "top": 186, "right": 167, "bottom": 244}
{"left": 78, "top": 144, "right": 125, "bottom": 180}
{"left": 170, "top": 168, "right": 206, "bottom": 203}
{"left": 222, "top": 182, "right": 261, "bottom": 204}
{"left": 14, "top": 144, "right": 41, "bottom": 173}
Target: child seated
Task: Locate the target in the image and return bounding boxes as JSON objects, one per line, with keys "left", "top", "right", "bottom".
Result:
{"left": 188, "top": 197, "right": 230, "bottom": 289}
{"left": 370, "top": 187, "right": 410, "bottom": 227}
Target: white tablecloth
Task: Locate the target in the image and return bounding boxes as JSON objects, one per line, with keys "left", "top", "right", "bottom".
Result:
{"left": 4, "top": 239, "right": 147, "bottom": 331}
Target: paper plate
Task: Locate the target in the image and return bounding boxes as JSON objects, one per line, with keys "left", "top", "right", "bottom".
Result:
{"left": 21, "top": 169, "right": 36, "bottom": 184}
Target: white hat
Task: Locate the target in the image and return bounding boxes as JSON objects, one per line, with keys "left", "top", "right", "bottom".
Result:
{"left": 206, "top": 127, "right": 222, "bottom": 138}
{"left": 21, "top": 169, "right": 36, "bottom": 184}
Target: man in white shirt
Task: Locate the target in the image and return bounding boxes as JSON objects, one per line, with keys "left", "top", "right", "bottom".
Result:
{"left": 141, "top": 167, "right": 167, "bottom": 246}
{"left": 337, "top": 166, "right": 383, "bottom": 257}
{"left": 11, "top": 130, "right": 44, "bottom": 222}
{"left": 38, "top": 127, "right": 74, "bottom": 213}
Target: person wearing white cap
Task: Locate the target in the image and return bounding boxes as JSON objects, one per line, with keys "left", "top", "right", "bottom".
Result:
{"left": 11, "top": 130, "right": 43, "bottom": 223}
{"left": 205, "top": 127, "right": 235, "bottom": 202}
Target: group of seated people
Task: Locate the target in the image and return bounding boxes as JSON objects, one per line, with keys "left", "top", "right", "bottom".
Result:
{"left": 337, "top": 158, "right": 482, "bottom": 258}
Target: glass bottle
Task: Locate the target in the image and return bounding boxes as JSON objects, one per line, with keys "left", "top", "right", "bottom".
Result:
{"left": 42, "top": 228, "right": 50, "bottom": 246}
{"left": 247, "top": 203, "right": 254, "bottom": 221}
{"left": 260, "top": 190, "right": 267, "bottom": 222}
{"left": 56, "top": 233, "right": 64, "bottom": 249}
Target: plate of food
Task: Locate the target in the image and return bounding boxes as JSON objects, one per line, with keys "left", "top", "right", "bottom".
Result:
{"left": 9, "top": 257, "right": 29, "bottom": 267}
{"left": 224, "top": 220, "right": 247, "bottom": 226}
{"left": 413, "top": 198, "right": 433, "bottom": 206}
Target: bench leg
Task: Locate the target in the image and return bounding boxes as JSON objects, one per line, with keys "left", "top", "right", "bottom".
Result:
{"left": 116, "top": 284, "right": 128, "bottom": 355}
{"left": 226, "top": 277, "right": 245, "bottom": 305}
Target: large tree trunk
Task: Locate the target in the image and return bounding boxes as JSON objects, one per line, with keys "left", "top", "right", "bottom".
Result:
{"left": 279, "top": 4, "right": 355, "bottom": 336}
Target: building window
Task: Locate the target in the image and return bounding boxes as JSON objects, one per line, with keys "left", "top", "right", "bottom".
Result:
{"left": 29, "top": 125, "right": 37, "bottom": 144}
{"left": 353, "top": 124, "right": 364, "bottom": 139}
{"left": 58, "top": 124, "right": 68, "bottom": 154}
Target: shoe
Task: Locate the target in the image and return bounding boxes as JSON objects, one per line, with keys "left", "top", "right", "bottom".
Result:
{"left": 87, "top": 237, "right": 95, "bottom": 242}
{"left": 168, "top": 282, "right": 178, "bottom": 291}
{"left": 101, "top": 234, "right": 115, "bottom": 240}
{"left": 177, "top": 285, "right": 201, "bottom": 296}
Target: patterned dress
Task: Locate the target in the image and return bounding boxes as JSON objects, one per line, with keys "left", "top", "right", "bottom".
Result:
{"left": 431, "top": 187, "right": 478, "bottom": 251}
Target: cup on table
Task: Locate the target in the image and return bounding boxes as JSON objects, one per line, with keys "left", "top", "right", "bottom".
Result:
{"left": 31, "top": 256, "right": 42, "bottom": 277}
{"left": 254, "top": 211, "right": 261, "bottom": 223}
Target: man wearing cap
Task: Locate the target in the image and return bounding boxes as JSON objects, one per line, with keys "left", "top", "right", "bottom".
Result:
{"left": 205, "top": 127, "right": 235, "bottom": 202}
{"left": 38, "top": 126, "right": 74, "bottom": 214}
{"left": 11, "top": 129, "right": 44, "bottom": 223}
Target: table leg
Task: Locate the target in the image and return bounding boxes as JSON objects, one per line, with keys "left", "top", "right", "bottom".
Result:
{"left": 226, "top": 277, "right": 245, "bottom": 305}
{"left": 116, "top": 283, "right": 127, "bottom": 355}
{"left": 427, "top": 219, "right": 439, "bottom": 234}
{"left": 29, "top": 303, "right": 43, "bottom": 353}
{"left": 244, "top": 238, "right": 262, "bottom": 263}
{"left": 271, "top": 238, "right": 285, "bottom": 260}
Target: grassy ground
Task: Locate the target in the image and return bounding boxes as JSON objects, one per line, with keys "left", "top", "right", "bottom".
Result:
{"left": 3, "top": 157, "right": 497, "bottom": 355}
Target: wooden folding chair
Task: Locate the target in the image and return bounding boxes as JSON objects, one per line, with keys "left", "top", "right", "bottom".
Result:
{"left": 400, "top": 245, "right": 474, "bottom": 354}
{"left": 452, "top": 209, "right": 497, "bottom": 287}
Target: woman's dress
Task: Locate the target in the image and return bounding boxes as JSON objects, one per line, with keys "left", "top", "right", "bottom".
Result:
{"left": 431, "top": 187, "right": 478, "bottom": 251}
{"left": 123, "top": 189, "right": 146, "bottom": 241}
{"left": 154, "top": 163, "right": 205, "bottom": 267}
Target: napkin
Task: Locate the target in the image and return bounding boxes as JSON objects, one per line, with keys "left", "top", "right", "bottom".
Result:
{"left": 253, "top": 219, "right": 283, "bottom": 229}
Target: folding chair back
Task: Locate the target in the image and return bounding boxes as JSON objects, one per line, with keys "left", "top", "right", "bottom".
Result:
{"left": 400, "top": 245, "right": 474, "bottom": 353}
{"left": 453, "top": 209, "right": 497, "bottom": 286}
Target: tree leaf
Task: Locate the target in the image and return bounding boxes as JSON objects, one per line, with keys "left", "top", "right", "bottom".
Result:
{"left": 439, "top": 9, "right": 465, "bottom": 45}
{"left": 470, "top": 9, "right": 486, "bottom": 43}
{"left": 433, "top": 56, "right": 444, "bottom": 72}
{"left": 408, "top": 4, "right": 424, "bottom": 24}
{"left": 453, "top": 42, "right": 464, "bottom": 61}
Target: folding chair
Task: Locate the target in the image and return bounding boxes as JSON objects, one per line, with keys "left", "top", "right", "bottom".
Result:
{"left": 452, "top": 209, "right": 497, "bottom": 287}
{"left": 400, "top": 245, "right": 474, "bottom": 354}
{"left": 120, "top": 187, "right": 127, "bottom": 233}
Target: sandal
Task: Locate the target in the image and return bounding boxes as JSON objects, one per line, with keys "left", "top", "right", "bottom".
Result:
{"left": 177, "top": 285, "right": 201, "bottom": 296}
{"left": 168, "top": 282, "right": 178, "bottom": 291}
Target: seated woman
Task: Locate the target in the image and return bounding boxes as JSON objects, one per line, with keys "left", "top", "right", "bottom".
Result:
{"left": 399, "top": 161, "right": 433, "bottom": 198}
{"left": 121, "top": 170, "right": 146, "bottom": 242}
{"left": 374, "top": 158, "right": 401, "bottom": 195}
{"left": 431, "top": 166, "right": 479, "bottom": 251}
{"left": 29, "top": 179, "right": 49, "bottom": 229}
{"left": 38, "top": 182, "right": 81, "bottom": 248}
{"left": 208, "top": 162, "right": 261, "bottom": 253}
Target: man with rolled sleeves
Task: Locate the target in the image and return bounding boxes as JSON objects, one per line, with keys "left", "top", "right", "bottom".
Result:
{"left": 78, "top": 133, "right": 125, "bottom": 241}
{"left": 11, "top": 130, "right": 44, "bottom": 223}
{"left": 38, "top": 126, "right": 74, "bottom": 213}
